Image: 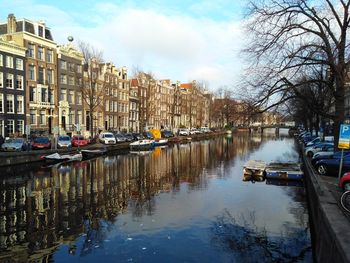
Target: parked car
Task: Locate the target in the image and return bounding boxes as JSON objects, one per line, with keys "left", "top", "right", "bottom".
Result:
{"left": 71, "top": 135, "right": 89, "bottom": 147}
{"left": 179, "top": 128, "right": 189, "bottom": 136}
{"left": 306, "top": 136, "right": 334, "bottom": 147}
{"left": 132, "top": 133, "right": 144, "bottom": 141}
{"left": 123, "top": 133, "right": 135, "bottom": 142}
{"left": 315, "top": 155, "right": 350, "bottom": 176}
{"left": 57, "top": 135, "right": 72, "bottom": 148}
{"left": 311, "top": 150, "right": 350, "bottom": 167}
{"left": 99, "top": 132, "right": 116, "bottom": 145}
{"left": 161, "top": 130, "right": 174, "bottom": 138}
{"left": 32, "top": 136, "right": 51, "bottom": 150}
{"left": 200, "top": 127, "right": 211, "bottom": 133}
{"left": 304, "top": 142, "right": 333, "bottom": 157}
{"left": 189, "top": 128, "right": 200, "bottom": 135}
{"left": 114, "top": 133, "right": 127, "bottom": 143}
{"left": 1, "top": 138, "right": 26, "bottom": 151}
{"left": 339, "top": 172, "right": 350, "bottom": 191}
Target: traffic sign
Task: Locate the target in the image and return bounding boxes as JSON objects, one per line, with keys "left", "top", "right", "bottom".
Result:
{"left": 338, "top": 124, "right": 350, "bottom": 149}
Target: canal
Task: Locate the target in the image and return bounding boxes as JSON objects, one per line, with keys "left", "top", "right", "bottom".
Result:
{"left": 0, "top": 133, "right": 313, "bottom": 262}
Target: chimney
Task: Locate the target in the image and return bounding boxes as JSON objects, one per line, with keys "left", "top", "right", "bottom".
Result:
{"left": 7, "top": 14, "right": 16, "bottom": 34}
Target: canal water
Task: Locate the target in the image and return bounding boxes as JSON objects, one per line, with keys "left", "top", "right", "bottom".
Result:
{"left": 0, "top": 133, "right": 313, "bottom": 262}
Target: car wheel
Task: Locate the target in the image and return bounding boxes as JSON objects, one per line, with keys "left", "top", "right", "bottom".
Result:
{"left": 307, "top": 151, "right": 313, "bottom": 157}
{"left": 343, "top": 182, "right": 350, "bottom": 191}
{"left": 317, "top": 164, "right": 327, "bottom": 175}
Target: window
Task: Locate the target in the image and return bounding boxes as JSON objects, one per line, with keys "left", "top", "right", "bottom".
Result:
{"left": 47, "top": 69, "right": 53, "bottom": 84}
{"left": 30, "top": 110, "right": 36, "bottom": 125}
{"left": 6, "top": 74, "right": 13, "bottom": 89}
{"left": 17, "top": 120, "right": 24, "bottom": 135}
{"left": 60, "top": 89, "right": 66, "bottom": 101}
{"left": 77, "top": 65, "right": 82, "bottom": 73}
{"left": 68, "top": 63, "right": 75, "bottom": 72}
{"left": 69, "top": 111, "right": 75, "bottom": 125}
{"left": 39, "top": 110, "right": 45, "bottom": 125}
{"left": 77, "top": 92, "right": 82, "bottom": 105}
{"left": 0, "top": 93, "right": 3, "bottom": 112}
{"left": 77, "top": 110, "right": 82, "bottom": 125}
{"left": 0, "top": 72, "right": 3, "bottom": 88}
{"left": 68, "top": 76, "right": 75, "bottom": 85}
{"left": 16, "top": 75, "right": 23, "bottom": 90}
{"left": 41, "top": 88, "right": 47, "bottom": 102}
{"left": 47, "top": 49, "right": 53, "bottom": 63}
{"left": 48, "top": 89, "right": 53, "bottom": 103}
{"left": 29, "top": 86, "right": 35, "bottom": 102}
{"left": 29, "top": 65, "right": 35, "bottom": 80}
{"left": 6, "top": 94, "right": 14, "bottom": 113}
{"left": 0, "top": 54, "right": 3, "bottom": 66}
{"left": 60, "top": 60, "right": 67, "bottom": 70}
{"left": 68, "top": 90, "right": 74, "bottom": 104}
{"left": 38, "top": 47, "right": 44, "bottom": 61}
{"left": 16, "top": 58, "right": 23, "bottom": 70}
{"left": 6, "top": 56, "right": 13, "bottom": 68}
{"left": 7, "top": 120, "right": 14, "bottom": 135}
{"left": 38, "top": 26, "right": 43, "bottom": 37}
{"left": 105, "top": 100, "right": 109, "bottom": 111}
{"left": 16, "top": 95, "right": 24, "bottom": 114}
{"left": 60, "top": 74, "right": 67, "bottom": 84}
{"left": 38, "top": 68, "right": 44, "bottom": 84}
{"left": 28, "top": 43, "right": 35, "bottom": 58}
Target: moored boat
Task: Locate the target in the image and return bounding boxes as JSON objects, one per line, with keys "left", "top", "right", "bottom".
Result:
{"left": 81, "top": 148, "right": 108, "bottom": 159}
{"left": 265, "top": 162, "right": 303, "bottom": 180}
{"left": 42, "top": 152, "right": 82, "bottom": 164}
{"left": 129, "top": 139, "right": 155, "bottom": 151}
{"left": 243, "top": 160, "right": 266, "bottom": 181}
{"left": 153, "top": 138, "right": 168, "bottom": 146}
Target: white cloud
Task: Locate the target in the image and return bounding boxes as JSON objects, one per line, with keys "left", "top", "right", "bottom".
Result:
{"left": 2, "top": 1, "right": 245, "bottom": 91}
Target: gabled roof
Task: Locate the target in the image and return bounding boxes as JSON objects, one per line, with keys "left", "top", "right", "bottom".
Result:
{"left": 180, "top": 83, "right": 192, "bottom": 89}
{"left": 130, "top": 79, "right": 139, "bottom": 87}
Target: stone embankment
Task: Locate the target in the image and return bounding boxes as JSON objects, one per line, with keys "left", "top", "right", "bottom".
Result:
{"left": 0, "top": 132, "right": 225, "bottom": 167}
{"left": 301, "top": 143, "right": 350, "bottom": 263}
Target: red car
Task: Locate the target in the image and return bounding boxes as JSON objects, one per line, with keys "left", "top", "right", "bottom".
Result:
{"left": 339, "top": 172, "right": 350, "bottom": 191}
{"left": 32, "top": 137, "right": 51, "bottom": 150}
{"left": 71, "top": 135, "right": 88, "bottom": 147}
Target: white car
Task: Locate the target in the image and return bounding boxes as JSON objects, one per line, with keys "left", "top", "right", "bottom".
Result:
{"left": 179, "top": 129, "right": 189, "bottom": 136}
{"left": 99, "top": 132, "right": 116, "bottom": 145}
{"left": 304, "top": 142, "right": 333, "bottom": 157}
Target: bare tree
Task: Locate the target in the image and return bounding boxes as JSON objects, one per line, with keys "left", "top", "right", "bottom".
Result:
{"left": 243, "top": 0, "right": 350, "bottom": 142}
{"left": 78, "top": 41, "right": 106, "bottom": 137}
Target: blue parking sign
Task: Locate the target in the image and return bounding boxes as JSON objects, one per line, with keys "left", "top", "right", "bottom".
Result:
{"left": 338, "top": 124, "right": 350, "bottom": 149}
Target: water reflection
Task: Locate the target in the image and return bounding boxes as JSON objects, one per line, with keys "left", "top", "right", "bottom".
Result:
{"left": 0, "top": 133, "right": 312, "bottom": 262}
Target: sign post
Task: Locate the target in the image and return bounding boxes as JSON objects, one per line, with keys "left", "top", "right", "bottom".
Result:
{"left": 337, "top": 124, "right": 350, "bottom": 182}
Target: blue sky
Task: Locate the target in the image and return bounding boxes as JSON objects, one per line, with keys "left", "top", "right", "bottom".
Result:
{"left": 1, "top": 0, "right": 247, "bottom": 91}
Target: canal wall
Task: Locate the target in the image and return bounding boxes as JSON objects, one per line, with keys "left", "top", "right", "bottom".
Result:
{"left": 302, "top": 149, "right": 350, "bottom": 263}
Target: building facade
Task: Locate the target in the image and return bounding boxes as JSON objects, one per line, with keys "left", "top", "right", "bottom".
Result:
{"left": 0, "top": 14, "right": 58, "bottom": 136}
{"left": 0, "top": 38, "right": 26, "bottom": 137}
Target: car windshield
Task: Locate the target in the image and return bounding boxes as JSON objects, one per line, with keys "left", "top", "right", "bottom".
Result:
{"left": 104, "top": 134, "right": 114, "bottom": 138}
{"left": 74, "top": 136, "right": 84, "bottom": 140}
{"left": 5, "top": 138, "right": 22, "bottom": 143}
{"left": 34, "top": 137, "right": 49, "bottom": 143}
{"left": 59, "top": 136, "right": 70, "bottom": 141}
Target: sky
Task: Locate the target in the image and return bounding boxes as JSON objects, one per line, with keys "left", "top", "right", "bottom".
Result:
{"left": 1, "top": 0, "right": 248, "bottom": 92}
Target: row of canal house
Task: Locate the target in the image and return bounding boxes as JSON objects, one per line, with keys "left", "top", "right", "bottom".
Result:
{"left": 0, "top": 14, "right": 210, "bottom": 138}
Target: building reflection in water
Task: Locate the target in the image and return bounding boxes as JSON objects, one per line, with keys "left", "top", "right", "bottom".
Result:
{"left": 0, "top": 134, "right": 296, "bottom": 261}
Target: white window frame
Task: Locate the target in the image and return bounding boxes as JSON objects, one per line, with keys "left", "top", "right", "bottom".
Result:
{"left": 0, "top": 119, "right": 3, "bottom": 137}
{"left": 16, "top": 95, "right": 24, "bottom": 114}
{"left": 7, "top": 119, "right": 14, "bottom": 135}
{"left": 39, "top": 110, "right": 46, "bottom": 125}
{"left": 6, "top": 56, "right": 13, "bottom": 68}
{"left": 0, "top": 54, "right": 3, "bottom": 67}
{"left": 6, "top": 94, "right": 14, "bottom": 113}
{"left": 47, "top": 49, "right": 53, "bottom": 63}
{"left": 16, "top": 75, "right": 24, "bottom": 90}
{"left": 29, "top": 65, "right": 35, "bottom": 81}
{"left": 6, "top": 73, "right": 14, "bottom": 89}
{"left": 30, "top": 109, "right": 36, "bottom": 125}
{"left": 38, "top": 46, "right": 44, "bottom": 61}
{"left": 17, "top": 120, "right": 24, "bottom": 135}
{"left": 15, "top": 58, "right": 23, "bottom": 70}
{"left": 0, "top": 72, "right": 3, "bottom": 88}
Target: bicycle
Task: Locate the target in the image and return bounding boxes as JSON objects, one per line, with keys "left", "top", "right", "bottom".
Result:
{"left": 340, "top": 190, "right": 350, "bottom": 213}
